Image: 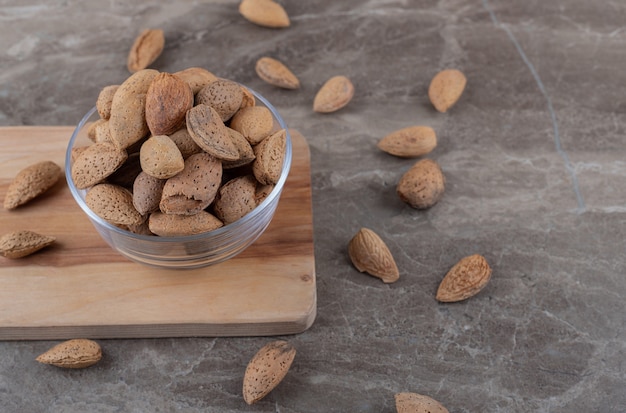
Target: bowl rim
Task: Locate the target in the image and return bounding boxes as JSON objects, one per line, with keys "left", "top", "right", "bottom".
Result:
{"left": 65, "top": 86, "right": 293, "bottom": 243}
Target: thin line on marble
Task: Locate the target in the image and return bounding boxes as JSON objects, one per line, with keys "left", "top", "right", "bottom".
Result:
{"left": 482, "top": 0, "right": 586, "bottom": 214}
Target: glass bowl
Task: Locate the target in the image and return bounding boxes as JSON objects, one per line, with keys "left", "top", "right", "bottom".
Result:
{"left": 65, "top": 88, "right": 292, "bottom": 269}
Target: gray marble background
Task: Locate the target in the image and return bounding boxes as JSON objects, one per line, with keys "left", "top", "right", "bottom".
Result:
{"left": 1, "top": 0, "right": 625, "bottom": 412}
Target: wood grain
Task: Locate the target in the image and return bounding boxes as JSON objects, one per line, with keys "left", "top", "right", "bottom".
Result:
{"left": 0, "top": 127, "right": 316, "bottom": 340}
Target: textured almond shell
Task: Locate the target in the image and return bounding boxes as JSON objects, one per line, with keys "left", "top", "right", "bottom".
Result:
{"left": 377, "top": 126, "right": 437, "bottom": 158}
{"left": 127, "top": 29, "right": 165, "bottom": 73}
{"left": 255, "top": 57, "right": 300, "bottom": 89}
{"left": 3, "top": 161, "right": 62, "bottom": 210}
{"left": 85, "top": 183, "right": 144, "bottom": 227}
{"left": 71, "top": 142, "right": 128, "bottom": 190}
{"left": 139, "top": 135, "right": 185, "bottom": 179}
{"left": 436, "top": 254, "right": 492, "bottom": 302}
{"left": 396, "top": 158, "right": 445, "bottom": 209}
{"left": 36, "top": 339, "right": 102, "bottom": 369}
{"left": 313, "top": 75, "right": 354, "bottom": 113}
{"left": 148, "top": 211, "right": 223, "bottom": 236}
{"left": 252, "top": 129, "right": 286, "bottom": 185}
{"left": 239, "top": 0, "right": 290, "bottom": 28}
{"left": 348, "top": 228, "right": 399, "bottom": 283}
{"left": 229, "top": 106, "right": 274, "bottom": 145}
{"left": 145, "top": 72, "right": 194, "bottom": 136}
{"left": 213, "top": 175, "right": 258, "bottom": 224}
{"left": 186, "top": 104, "right": 240, "bottom": 161}
{"left": 243, "top": 340, "right": 296, "bottom": 405}
{"left": 173, "top": 67, "right": 218, "bottom": 94}
{"left": 395, "top": 392, "right": 449, "bottom": 413}
{"left": 0, "top": 230, "right": 56, "bottom": 259}
{"left": 428, "top": 69, "right": 467, "bottom": 113}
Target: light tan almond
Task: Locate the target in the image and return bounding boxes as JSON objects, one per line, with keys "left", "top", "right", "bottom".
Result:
{"left": 243, "top": 340, "right": 296, "bottom": 405}
{"left": 145, "top": 72, "right": 194, "bottom": 136}
{"left": 428, "top": 69, "right": 467, "bottom": 113}
{"left": 90, "top": 118, "right": 113, "bottom": 144}
{"left": 140, "top": 135, "right": 185, "bottom": 179}
{"left": 396, "top": 158, "right": 445, "bottom": 209}
{"left": 213, "top": 175, "right": 258, "bottom": 224}
{"left": 0, "top": 230, "right": 56, "bottom": 259}
{"left": 313, "top": 75, "right": 354, "bottom": 113}
{"left": 239, "top": 0, "right": 290, "bottom": 28}
{"left": 3, "top": 161, "right": 62, "bottom": 210}
{"left": 255, "top": 57, "right": 300, "bottom": 89}
{"left": 229, "top": 106, "right": 274, "bottom": 145}
{"left": 127, "top": 29, "right": 165, "bottom": 73}
{"left": 348, "top": 228, "right": 399, "bottom": 283}
{"left": 71, "top": 142, "right": 128, "bottom": 190}
{"left": 196, "top": 79, "right": 243, "bottom": 122}
{"left": 436, "top": 254, "right": 492, "bottom": 302}
{"left": 378, "top": 126, "right": 437, "bottom": 158}
{"left": 252, "top": 128, "right": 286, "bottom": 185}
{"left": 96, "top": 85, "right": 119, "bottom": 120}
{"left": 240, "top": 86, "right": 256, "bottom": 109}
{"left": 36, "top": 339, "right": 102, "bottom": 369}
{"left": 173, "top": 67, "right": 218, "bottom": 94}
{"left": 109, "top": 69, "right": 159, "bottom": 150}
{"left": 395, "top": 392, "right": 449, "bottom": 413}
{"left": 186, "top": 104, "right": 240, "bottom": 161}
{"left": 85, "top": 183, "right": 144, "bottom": 227}
{"left": 148, "top": 211, "right": 223, "bottom": 236}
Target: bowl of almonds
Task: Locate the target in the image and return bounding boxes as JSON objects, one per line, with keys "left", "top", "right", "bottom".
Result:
{"left": 66, "top": 68, "right": 292, "bottom": 269}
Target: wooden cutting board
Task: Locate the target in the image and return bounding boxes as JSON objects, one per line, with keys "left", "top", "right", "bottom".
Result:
{"left": 0, "top": 127, "right": 316, "bottom": 340}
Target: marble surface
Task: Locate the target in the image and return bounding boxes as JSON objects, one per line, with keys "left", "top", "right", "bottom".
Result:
{"left": 1, "top": 0, "right": 625, "bottom": 411}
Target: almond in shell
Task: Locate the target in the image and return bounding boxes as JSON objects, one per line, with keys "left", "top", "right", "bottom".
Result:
{"left": 71, "top": 142, "right": 128, "bottom": 190}
{"left": 213, "top": 175, "right": 258, "bottom": 224}
{"left": 396, "top": 158, "right": 445, "bottom": 209}
{"left": 0, "top": 230, "right": 56, "bottom": 259}
{"left": 377, "top": 126, "right": 437, "bottom": 158}
{"left": 242, "top": 340, "right": 296, "bottom": 405}
{"left": 255, "top": 56, "right": 300, "bottom": 89}
{"left": 186, "top": 104, "right": 239, "bottom": 161}
{"left": 139, "top": 135, "right": 185, "bottom": 179}
{"left": 195, "top": 79, "right": 243, "bottom": 122}
{"left": 313, "top": 75, "right": 354, "bottom": 113}
{"left": 238, "top": 0, "right": 290, "bottom": 28}
{"left": 127, "top": 29, "right": 165, "bottom": 73}
{"left": 145, "top": 72, "right": 194, "bottom": 136}
{"left": 252, "top": 129, "right": 286, "bottom": 185}
{"left": 3, "top": 161, "right": 62, "bottom": 210}
{"left": 148, "top": 211, "right": 223, "bottom": 237}
{"left": 173, "top": 67, "right": 218, "bottom": 94}
{"left": 96, "top": 85, "right": 119, "bottom": 120}
{"left": 395, "top": 392, "right": 449, "bottom": 413}
{"left": 85, "top": 183, "right": 144, "bottom": 227}
{"left": 436, "top": 254, "right": 492, "bottom": 302}
{"left": 36, "top": 339, "right": 102, "bottom": 369}
{"left": 428, "top": 69, "right": 467, "bottom": 113}
{"left": 229, "top": 106, "right": 274, "bottom": 145}
{"left": 348, "top": 228, "right": 399, "bottom": 283}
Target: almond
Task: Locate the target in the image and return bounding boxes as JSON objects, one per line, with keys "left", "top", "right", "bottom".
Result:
{"left": 229, "top": 105, "right": 274, "bottom": 145}
{"left": 313, "top": 75, "right": 354, "bottom": 113}
{"left": 0, "top": 230, "right": 56, "bottom": 259}
{"left": 255, "top": 56, "right": 300, "bottom": 89}
{"left": 96, "top": 85, "right": 119, "bottom": 120}
{"left": 71, "top": 142, "right": 128, "bottom": 190}
{"left": 240, "top": 86, "right": 256, "bottom": 109}
{"left": 36, "top": 339, "right": 102, "bottom": 369}
{"left": 222, "top": 128, "right": 256, "bottom": 170}
{"left": 213, "top": 175, "right": 258, "bottom": 224}
{"left": 186, "top": 104, "right": 240, "bottom": 161}
{"left": 238, "top": 0, "right": 290, "bottom": 28}
{"left": 145, "top": 72, "right": 194, "bottom": 136}
{"left": 242, "top": 340, "right": 296, "bottom": 405}
{"left": 195, "top": 79, "right": 243, "bottom": 122}
{"left": 436, "top": 254, "right": 492, "bottom": 302}
{"left": 348, "top": 228, "right": 399, "bottom": 283}
{"left": 252, "top": 128, "right": 286, "bottom": 185}
{"left": 127, "top": 29, "right": 165, "bottom": 73}
{"left": 377, "top": 126, "right": 437, "bottom": 158}
{"left": 168, "top": 128, "right": 203, "bottom": 159}
{"left": 396, "top": 158, "right": 445, "bottom": 209}
{"left": 428, "top": 69, "right": 467, "bottom": 113}
{"left": 3, "top": 161, "right": 62, "bottom": 210}
{"left": 173, "top": 67, "right": 218, "bottom": 94}
{"left": 395, "top": 392, "right": 449, "bottom": 413}
{"left": 148, "top": 211, "right": 223, "bottom": 237}
{"left": 133, "top": 171, "right": 166, "bottom": 215}
{"left": 139, "top": 135, "right": 185, "bottom": 179}
{"left": 85, "top": 183, "right": 144, "bottom": 227}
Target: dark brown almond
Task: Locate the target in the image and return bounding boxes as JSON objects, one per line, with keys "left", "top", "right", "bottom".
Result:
{"left": 145, "top": 72, "right": 194, "bottom": 136}
{"left": 229, "top": 106, "right": 274, "bottom": 145}
{"left": 252, "top": 129, "right": 286, "bottom": 185}
{"left": 186, "top": 104, "right": 239, "bottom": 161}
{"left": 0, "top": 230, "right": 56, "bottom": 259}
{"left": 71, "top": 142, "right": 128, "bottom": 190}
{"left": 213, "top": 175, "right": 258, "bottom": 224}
{"left": 3, "top": 161, "right": 62, "bottom": 210}
{"left": 160, "top": 152, "right": 222, "bottom": 215}
{"left": 195, "top": 79, "right": 243, "bottom": 122}
{"left": 148, "top": 211, "right": 223, "bottom": 236}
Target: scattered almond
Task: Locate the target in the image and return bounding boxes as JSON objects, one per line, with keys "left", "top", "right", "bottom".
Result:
{"left": 145, "top": 72, "right": 194, "bottom": 136}
{"left": 3, "top": 161, "right": 62, "bottom": 210}
{"left": 428, "top": 69, "right": 467, "bottom": 113}
{"left": 396, "top": 158, "right": 445, "bottom": 209}
{"left": 36, "top": 339, "right": 102, "bottom": 369}
{"left": 395, "top": 392, "right": 449, "bottom": 413}
{"left": 436, "top": 254, "right": 492, "bottom": 302}
{"left": 348, "top": 227, "right": 399, "bottom": 283}
{"left": 239, "top": 0, "right": 290, "bottom": 28}
{"left": 242, "top": 340, "right": 296, "bottom": 405}
{"left": 127, "top": 28, "right": 165, "bottom": 73}
{"left": 313, "top": 75, "right": 354, "bottom": 113}
{"left": 255, "top": 56, "right": 300, "bottom": 89}
{"left": 377, "top": 126, "right": 437, "bottom": 158}
{"left": 0, "top": 230, "right": 56, "bottom": 259}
